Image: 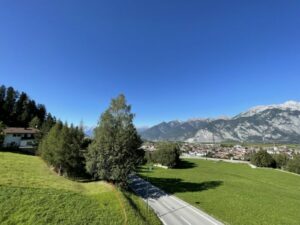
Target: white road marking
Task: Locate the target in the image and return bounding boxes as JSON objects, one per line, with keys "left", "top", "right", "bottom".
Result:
{"left": 188, "top": 207, "right": 219, "bottom": 225}
{"left": 169, "top": 196, "right": 188, "bottom": 207}
{"left": 180, "top": 216, "right": 192, "bottom": 225}
{"left": 170, "top": 196, "right": 220, "bottom": 225}
{"left": 160, "top": 218, "right": 168, "bottom": 225}
{"left": 130, "top": 175, "right": 223, "bottom": 225}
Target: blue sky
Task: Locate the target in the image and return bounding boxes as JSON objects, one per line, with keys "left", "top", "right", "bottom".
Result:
{"left": 1, "top": 0, "right": 300, "bottom": 127}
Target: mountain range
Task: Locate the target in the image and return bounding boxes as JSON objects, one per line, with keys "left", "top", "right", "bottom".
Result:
{"left": 140, "top": 101, "right": 300, "bottom": 143}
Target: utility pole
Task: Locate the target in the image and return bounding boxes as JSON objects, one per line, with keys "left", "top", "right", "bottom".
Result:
{"left": 146, "top": 176, "right": 149, "bottom": 212}
{"left": 146, "top": 164, "right": 152, "bottom": 212}
{"left": 212, "top": 130, "right": 216, "bottom": 152}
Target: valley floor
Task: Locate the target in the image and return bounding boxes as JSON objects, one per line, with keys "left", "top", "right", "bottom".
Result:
{"left": 139, "top": 159, "right": 300, "bottom": 225}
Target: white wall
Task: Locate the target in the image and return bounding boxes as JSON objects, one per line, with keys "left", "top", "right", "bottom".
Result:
{"left": 3, "top": 133, "right": 36, "bottom": 148}
{"left": 3, "top": 134, "right": 21, "bottom": 147}
{"left": 20, "top": 140, "right": 35, "bottom": 147}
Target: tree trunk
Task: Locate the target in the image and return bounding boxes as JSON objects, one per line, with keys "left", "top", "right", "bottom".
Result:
{"left": 58, "top": 164, "right": 62, "bottom": 176}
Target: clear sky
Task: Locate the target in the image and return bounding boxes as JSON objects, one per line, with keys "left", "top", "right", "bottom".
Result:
{"left": 1, "top": 0, "right": 300, "bottom": 127}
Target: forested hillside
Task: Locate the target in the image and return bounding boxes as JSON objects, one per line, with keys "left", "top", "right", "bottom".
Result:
{"left": 0, "top": 85, "right": 55, "bottom": 130}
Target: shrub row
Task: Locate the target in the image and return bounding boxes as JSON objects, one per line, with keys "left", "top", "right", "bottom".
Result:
{"left": 251, "top": 149, "right": 300, "bottom": 174}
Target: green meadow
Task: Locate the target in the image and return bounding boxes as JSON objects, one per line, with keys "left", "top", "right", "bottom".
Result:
{"left": 140, "top": 159, "right": 300, "bottom": 225}
{"left": 0, "top": 152, "right": 160, "bottom": 225}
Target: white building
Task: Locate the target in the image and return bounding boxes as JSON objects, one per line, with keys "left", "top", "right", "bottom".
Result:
{"left": 3, "top": 127, "right": 39, "bottom": 148}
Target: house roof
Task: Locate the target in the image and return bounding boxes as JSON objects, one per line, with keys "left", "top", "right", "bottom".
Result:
{"left": 4, "top": 127, "right": 40, "bottom": 134}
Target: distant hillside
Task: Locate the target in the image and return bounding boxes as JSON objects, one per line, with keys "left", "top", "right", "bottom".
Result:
{"left": 140, "top": 101, "right": 300, "bottom": 143}
{"left": 137, "top": 126, "right": 150, "bottom": 134}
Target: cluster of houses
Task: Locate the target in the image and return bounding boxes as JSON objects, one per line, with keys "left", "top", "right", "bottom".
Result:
{"left": 141, "top": 141, "right": 156, "bottom": 151}
{"left": 184, "top": 144, "right": 251, "bottom": 160}
{"left": 264, "top": 146, "right": 298, "bottom": 158}
{"left": 1, "top": 127, "right": 39, "bottom": 149}
{"left": 142, "top": 141, "right": 300, "bottom": 161}
{"left": 182, "top": 143, "right": 300, "bottom": 160}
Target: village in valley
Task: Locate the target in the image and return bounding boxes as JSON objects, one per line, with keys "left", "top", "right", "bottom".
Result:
{"left": 142, "top": 141, "right": 300, "bottom": 161}
{"left": 2, "top": 1, "right": 300, "bottom": 225}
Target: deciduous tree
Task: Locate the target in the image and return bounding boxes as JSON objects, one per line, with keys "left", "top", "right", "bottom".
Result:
{"left": 85, "top": 94, "right": 143, "bottom": 186}
{"left": 287, "top": 155, "right": 300, "bottom": 174}
{"left": 151, "top": 142, "right": 181, "bottom": 168}
{"left": 251, "top": 149, "right": 276, "bottom": 168}
{"left": 273, "top": 153, "right": 289, "bottom": 169}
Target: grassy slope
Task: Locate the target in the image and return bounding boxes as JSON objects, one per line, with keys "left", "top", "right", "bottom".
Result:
{"left": 0, "top": 152, "right": 160, "bottom": 225}
{"left": 140, "top": 159, "right": 300, "bottom": 225}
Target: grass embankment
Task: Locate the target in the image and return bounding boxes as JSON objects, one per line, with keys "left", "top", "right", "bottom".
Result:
{"left": 140, "top": 159, "right": 300, "bottom": 225}
{"left": 0, "top": 152, "right": 160, "bottom": 225}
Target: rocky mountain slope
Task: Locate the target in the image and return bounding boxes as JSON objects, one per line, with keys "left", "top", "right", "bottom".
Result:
{"left": 140, "top": 101, "right": 300, "bottom": 143}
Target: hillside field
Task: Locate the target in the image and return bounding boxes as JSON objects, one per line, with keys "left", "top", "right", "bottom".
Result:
{"left": 139, "top": 159, "right": 300, "bottom": 225}
{"left": 0, "top": 152, "right": 161, "bottom": 225}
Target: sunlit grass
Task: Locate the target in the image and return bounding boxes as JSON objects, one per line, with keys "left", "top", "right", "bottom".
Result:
{"left": 140, "top": 159, "right": 300, "bottom": 225}
{"left": 0, "top": 152, "right": 160, "bottom": 225}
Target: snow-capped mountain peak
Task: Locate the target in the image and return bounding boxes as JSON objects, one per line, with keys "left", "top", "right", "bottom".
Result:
{"left": 141, "top": 100, "right": 300, "bottom": 143}
{"left": 281, "top": 100, "right": 300, "bottom": 109}
{"left": 236, "top": 100, "right": 300, "bottom": 118}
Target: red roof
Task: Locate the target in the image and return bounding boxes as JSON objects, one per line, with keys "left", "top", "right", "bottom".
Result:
{"left": 4, "top": 127, "right": 39, "bottom": 134}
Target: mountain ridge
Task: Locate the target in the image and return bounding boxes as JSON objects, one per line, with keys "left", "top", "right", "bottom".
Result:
{"left": 140, "top": 101, "right": 300, "bottom": 143}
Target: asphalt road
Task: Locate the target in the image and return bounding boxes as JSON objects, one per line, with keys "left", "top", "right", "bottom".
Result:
{"left": 129, "top": 175, "right": 223, "bottom": 225}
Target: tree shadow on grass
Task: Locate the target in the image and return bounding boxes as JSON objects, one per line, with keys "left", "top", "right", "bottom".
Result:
{"left": 0, "top": 147, "right": 36, "bottom": 155}
{"left": 175, "top": 160, "right": 197, "bottom": 169}
{"left": 147, "top": 177, "right": 223, "bottom": 195}
{"left": 137, "top": 159, "right": 196, "bottom": 173}
{"left": 130, "top": 175, "right": 223, "bottom": 199}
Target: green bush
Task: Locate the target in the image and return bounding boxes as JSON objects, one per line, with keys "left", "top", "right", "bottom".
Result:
{"left": 287, "top": 155, "right": 300, "bottom": 174}
{"left": 273, "top": 153, "right": 289, "bottom": 169}
{"left": 151, "top": 142, "right": 181, "bottom": 168}
{"left": 251, "top": 149, "right": 276, "bottom": 168}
